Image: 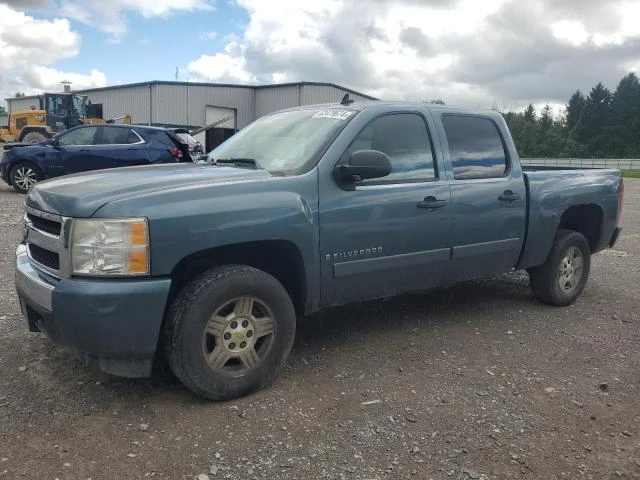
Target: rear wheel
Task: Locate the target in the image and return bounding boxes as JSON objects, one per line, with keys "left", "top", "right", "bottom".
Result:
{"left": 528, "top": 229, "right": 591, "bottom": 306}
{"left": 21, "top": 131, "right": 48, "bottom": 144}
{"left": 10, "top": 162, "right": 43, "bottom": 193}
{"left": 164, "top": 265, "right": 296, "bottom": 400}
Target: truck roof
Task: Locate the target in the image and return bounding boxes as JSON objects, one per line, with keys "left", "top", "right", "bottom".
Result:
{"left": 278, "top": 100, "right": 499, "bottom": 117}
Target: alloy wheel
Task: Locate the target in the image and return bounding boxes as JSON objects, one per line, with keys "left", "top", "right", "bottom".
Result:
{"left": 13, "top": 166, "right": 38, "bottom": 191}
{"left": 202, "top": 296, "right": 275, "bottom": 375}
{"left": 557, "top": 246, "right": 584, "bottom": 293}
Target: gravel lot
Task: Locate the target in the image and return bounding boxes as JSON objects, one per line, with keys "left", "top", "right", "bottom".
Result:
{"left": 0, "top": 180, "right": 638, "bottom": 480}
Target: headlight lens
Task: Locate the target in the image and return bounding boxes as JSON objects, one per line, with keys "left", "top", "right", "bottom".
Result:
{"left": 71, "top": 218, "right": 149, "bottom": 276}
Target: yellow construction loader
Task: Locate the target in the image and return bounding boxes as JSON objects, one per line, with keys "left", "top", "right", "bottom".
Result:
{"left": 0, "top": 92, "right": 131, "bottom": 143}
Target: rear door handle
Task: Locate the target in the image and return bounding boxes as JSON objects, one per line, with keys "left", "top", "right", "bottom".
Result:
{"left": 417, "top": 196, "right": 447, "bottom": 210}
{"left": 498, "top": 190, "right": 521, "bottom": 202}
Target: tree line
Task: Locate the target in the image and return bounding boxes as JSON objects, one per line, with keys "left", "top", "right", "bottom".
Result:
{"left": 503, "top": 72, "right": 640, "bottom": 158}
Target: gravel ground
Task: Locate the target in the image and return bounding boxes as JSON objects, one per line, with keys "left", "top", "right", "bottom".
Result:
{"left": 0, "top": 180, "right": 639, "bottom": 480}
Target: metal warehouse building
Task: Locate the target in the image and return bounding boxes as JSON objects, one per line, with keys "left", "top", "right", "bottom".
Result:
{"left": 7, "top": 81, "right": 376, "bottom": 150}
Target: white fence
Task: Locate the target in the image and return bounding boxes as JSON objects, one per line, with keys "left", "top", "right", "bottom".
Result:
{"left": 521, "top": 158, "right": 640, "bottom": 170}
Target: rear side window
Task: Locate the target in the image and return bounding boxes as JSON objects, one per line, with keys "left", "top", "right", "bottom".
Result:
{"left": 345, "top": 113, "right": 436, "bottom": 183}
{"left": 144, "top": 130, "right": 175, "bottom": 146}
{"left": 97, "top": 127, "right": 138, "bottom": 145}
{"left": 442, "top": 115, "right": 508, "bottom": 180}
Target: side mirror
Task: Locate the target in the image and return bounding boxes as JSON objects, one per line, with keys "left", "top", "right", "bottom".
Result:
{"left": 49, "top": 137, "right": 59, "bottom": 147}
{"left": 335, "top": 149, "right": 391, "bottom": 183}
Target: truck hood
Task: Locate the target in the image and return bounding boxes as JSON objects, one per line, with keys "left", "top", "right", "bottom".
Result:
{"left": 26, "top": 163, "right": 272, "bottom": 217}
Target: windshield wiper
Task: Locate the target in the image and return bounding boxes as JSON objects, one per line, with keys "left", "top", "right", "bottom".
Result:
{"left": 215, "top": 158, "right": 261, "bottom": 169}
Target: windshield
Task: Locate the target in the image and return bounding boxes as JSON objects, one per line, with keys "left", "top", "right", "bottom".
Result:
{"left": 207, "top": 108, "right": 356, "bottom": 174}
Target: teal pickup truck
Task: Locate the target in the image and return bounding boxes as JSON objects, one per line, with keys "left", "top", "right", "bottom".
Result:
{"left": 15, "top": 101, "right": 624, "bottom": 400}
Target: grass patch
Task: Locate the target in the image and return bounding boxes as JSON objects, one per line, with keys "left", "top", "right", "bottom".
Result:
{"left": 622, "top": 169, "right": 640, "bottom": 178}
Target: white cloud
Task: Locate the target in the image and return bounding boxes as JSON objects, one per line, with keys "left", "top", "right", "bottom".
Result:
{"left": 187, "top": 49, "right": 256, "bottom": 84}
{"left": 20, "top": 65, "right": 107, "bottom": 91}
{"left": 57, "top": 0, "right": 215, "bottom": 38}
{"left": 185, "top": 0, "right": 640, "bottom": 110}
{"left": 552, "top": 20, "right": 588, "bottom": 46}
{"left": 0, "top": 4, "right": 105, "bottom": 103}
{"left": 0, "top": 4, "right": 80, "bottom": 71}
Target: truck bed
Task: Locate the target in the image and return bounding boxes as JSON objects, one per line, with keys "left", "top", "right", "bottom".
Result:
{"left": 518, "top": 168, "right": 623, "bottom": 269}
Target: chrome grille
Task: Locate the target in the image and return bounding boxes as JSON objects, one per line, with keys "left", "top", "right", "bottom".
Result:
{"left": 26, "top": 213, "right": 61, "bottom": 236}
{"left": 28, "top": 244, "right": 60, "bottom": 270}
{"left": 24, "top": 206, "right": 68, "bottom": 279}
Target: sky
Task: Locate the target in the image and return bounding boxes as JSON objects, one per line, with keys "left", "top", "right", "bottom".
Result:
{"left": 1, "top": 0, "right": 640, "bottom": 115}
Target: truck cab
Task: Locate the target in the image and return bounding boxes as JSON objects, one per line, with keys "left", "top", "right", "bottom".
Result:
{"left": 42, "top": 93, "right": 86, "bottom": 132}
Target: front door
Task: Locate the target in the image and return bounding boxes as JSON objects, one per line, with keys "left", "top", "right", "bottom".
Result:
{"left": 319, "top": 112, "right": 451, "bottom": 307}
{"left": 45, "top": 126, "right": 100, "bottom": 176}
{"left": 437, "top": 113, "right": 526, "bottom": 284}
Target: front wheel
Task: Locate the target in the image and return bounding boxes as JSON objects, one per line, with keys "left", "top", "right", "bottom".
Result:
{"left": 528, "top": 229, "right": 591, "bottom": 306}
{"left": 164, "top": 265, "right": 296, "bottom": 400}
{"left": 10, "top": 162, "right": 43, "bottom": 193}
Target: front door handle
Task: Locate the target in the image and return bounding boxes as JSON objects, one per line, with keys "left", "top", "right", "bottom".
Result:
{"left": 498, "top": 190, "right": 521, "bottom": 202}
{"left": 417, "top": 196, "right": 447, "bottom": 210}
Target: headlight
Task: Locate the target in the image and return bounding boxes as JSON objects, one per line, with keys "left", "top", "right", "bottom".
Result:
{"left": 70, "top": 218, "right": 149, "bottom": 276}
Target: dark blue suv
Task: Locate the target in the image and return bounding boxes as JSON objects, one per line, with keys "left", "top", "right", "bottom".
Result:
{"left": 1, "top": 124, "right": 191, "bottom": 193}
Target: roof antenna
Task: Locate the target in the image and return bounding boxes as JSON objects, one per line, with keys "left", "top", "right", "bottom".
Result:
{"left": 340, "top": 93, "right": 354, "bottom": 105}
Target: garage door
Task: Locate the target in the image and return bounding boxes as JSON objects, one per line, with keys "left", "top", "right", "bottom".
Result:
{"left": 205, "top": 106, "right": 235, "bottom": 129}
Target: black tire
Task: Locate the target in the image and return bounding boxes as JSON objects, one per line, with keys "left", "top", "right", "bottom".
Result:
{"left": 10, "top": 161, "right": 43, "bottom": 193}
{"left": 528, "top": 229, "right": 591, "bottom": 306}
{"left": 21, "top": 131, "right": 48, "bottom": 144}
{"left": 164, "top": 265, "right": 296, "bottom": 400}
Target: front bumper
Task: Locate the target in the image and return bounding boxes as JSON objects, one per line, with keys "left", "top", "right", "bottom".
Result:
{"left": 15, "top": 244, "right": 172, "bottom": 377}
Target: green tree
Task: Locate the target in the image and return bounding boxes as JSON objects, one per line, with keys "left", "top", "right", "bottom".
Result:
{"left": 565, "top": 90, "right": 585, "bottom": 134}
{"left": 574, "top": 82, "right": 612, "bottom": 156}
{"left": 14, "top": 92, "right": 25, "bottom": 98}
{"left": 606, "top": 72, "right": 640, "bottom": 157}
{"left": 519, "top": 104, "right": 539, "bottom": 156}
{"left": 523, "top": 104, "right": 536, "bottom": 122}
{"left": 536, "top": 105, "right": 555, "bottom": 157}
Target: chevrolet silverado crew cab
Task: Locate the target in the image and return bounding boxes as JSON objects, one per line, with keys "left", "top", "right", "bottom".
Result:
{"left": 15, "top": 101, "right": 624, "bottom": 400}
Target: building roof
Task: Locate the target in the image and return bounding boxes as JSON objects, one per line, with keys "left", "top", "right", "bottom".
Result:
{"left": 6, "top": 80, "right": 378, "bottom": 102}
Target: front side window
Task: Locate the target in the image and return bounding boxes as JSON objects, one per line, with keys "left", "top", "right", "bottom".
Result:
{"left": 57, "top": 126, "right": 98, "bottom": 146}
{"left": 344, "top": 113, "right": 436, "bottom": 183}
{"left": 208, "top": 108, "right": 356, "bottom": 174}
{"left": 442, "top": 115, "right": 508, "bottom": 180}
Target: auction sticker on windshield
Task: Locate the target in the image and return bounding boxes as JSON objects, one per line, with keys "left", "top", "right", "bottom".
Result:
{"left": 312, "top": 110, "right": 354, "bottom": 120}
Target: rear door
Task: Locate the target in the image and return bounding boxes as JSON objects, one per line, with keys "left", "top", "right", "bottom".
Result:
{"left": 45, "top": 126, "right": 100, "bottom": 176}
{"left": 319, "top": 111, "right": 451, "bottom": 306}
{"left": 436, "top": 113, "right": 526, "bottom": 284}
{"left": 92, "top": 126, "right": 148, "bottom": 168}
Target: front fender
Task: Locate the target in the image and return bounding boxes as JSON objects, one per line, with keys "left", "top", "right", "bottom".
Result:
{"left": 92, "top": 172, "right": 320, "bottom": 295}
